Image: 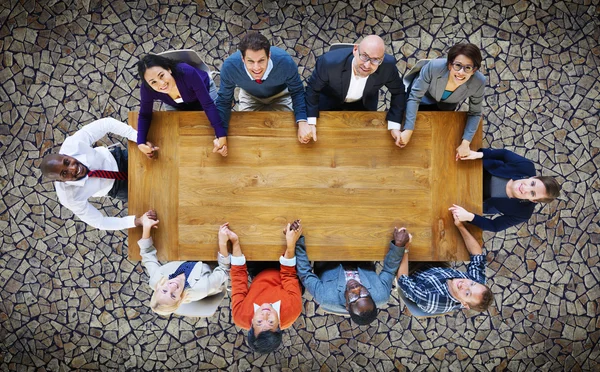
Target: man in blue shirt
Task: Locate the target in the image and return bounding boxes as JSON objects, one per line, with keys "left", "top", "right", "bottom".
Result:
{"left": 215, "top": 32, "right": 309, "bottom": 152}
{"left": 396, "top": 213, "right": 494, "bottom": 315}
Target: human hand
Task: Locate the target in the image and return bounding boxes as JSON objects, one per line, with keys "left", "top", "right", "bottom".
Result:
{"left": 138, "top": 141, "right": 159, "bottom": 159}
{"left": 212, "top": 137, "right": 228, "bottom": 157}
{"left": 397, "top": 130, "right": 412, "bottom": 148}
{"left": 142, "top": 212, "right": 159, "bottom": 229}
{"left": 393, "top": 227, "right": 412, "bottom": 247}
{"left": 456, "top": 150, "right": 483, "bottom": 161}
{"left": 455, "top": 141, "right": 471, "bottom": 160}
{"left": 448, "top": 204, "right": 475, "bottom": 223}
{"left": 297, "top": 121, "right": 317, "bottom": 144}
{"left": 226, "top": 227, "right": 239, "bottom": 244}
{"left": 283, "top": 219, "right": 303, "bottom": 245}
{"left": 218, "top": 222, "right": 230, "bottom": 245}
{"left": 390, "top": 129, "right": 402, "bottom": 147}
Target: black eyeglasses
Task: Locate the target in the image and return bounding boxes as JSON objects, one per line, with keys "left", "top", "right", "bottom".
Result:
{"left": 451, "top": 62, "right": 475, "bottom": 73}
{"left": 357, "top": 47, "right": 384, "bottom": 66}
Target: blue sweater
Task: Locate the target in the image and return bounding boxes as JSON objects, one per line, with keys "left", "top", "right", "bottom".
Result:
{"left": 471, "top": 148, "right": 537, "bottom": 232}
{"left": 216, "top": 46, "right": 307, "bottom": 127}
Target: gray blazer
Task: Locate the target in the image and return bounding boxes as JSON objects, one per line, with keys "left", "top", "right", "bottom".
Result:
{"left": 296, "top": 239, "right": 406, "bottom": 313}
{"left": 404, "top": 58, "right": 486, "bottom": 141}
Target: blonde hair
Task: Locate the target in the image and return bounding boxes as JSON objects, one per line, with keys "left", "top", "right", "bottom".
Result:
{"left": 150, "top": 276, "right": 189, "bottom": 316}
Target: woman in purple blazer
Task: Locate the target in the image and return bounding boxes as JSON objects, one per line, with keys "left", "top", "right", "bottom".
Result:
{"left": 136, "top": 54, "right": 228, "bottom": 158}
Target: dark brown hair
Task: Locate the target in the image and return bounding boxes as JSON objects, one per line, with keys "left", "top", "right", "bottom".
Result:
{"left": 447, "top": 43, "right": 483, "bottom": 70}
{"left": 239, "top": 32, "right": 271, "bottom": 58}
{"left": 534, "top": 176, "right": 561, "bottom": 203}
{"left": 470, "top": 286, "right": 494, "bottom": 312}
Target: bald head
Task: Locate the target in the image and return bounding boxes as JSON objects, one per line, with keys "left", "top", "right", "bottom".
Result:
{"left": 358, "top": 35, "right": 385, "bottom": 55}
{"left": 352, "top": 35, "right": 386, "bottom": 78}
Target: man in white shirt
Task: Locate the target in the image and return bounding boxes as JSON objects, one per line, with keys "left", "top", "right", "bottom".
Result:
{"left": 303, "top": 35, "right": 406, "bottom": 145}
{"left": 40, "top": 117, "right": 146, "bottom": 230}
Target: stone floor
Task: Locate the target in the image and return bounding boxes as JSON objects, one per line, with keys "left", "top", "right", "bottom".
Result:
{"left": 1, "top": 0, "right": 599, "bottom": 371}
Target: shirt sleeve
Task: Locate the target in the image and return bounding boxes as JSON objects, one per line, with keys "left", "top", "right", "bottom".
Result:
{"left": 230, "top": 263, "right": 250, "bottom": 329}
{"left": 185, "top": 66, "right": 227, "bottom": 138}
{"left": 136, "top": 84, "right": 155, "bottom": 144}
{"left": 138, "top": 237, "right": 161, "bottom": 279}
{"left": 397, "top": 274, "right": 438, "bottom": 313}
{"left": 383, "top": 62, "right": 406, "bottom": 124}
{"left": 470, "top": 212, "right": 528, "bottom": 232}
{"left": 215, "top": 60, "right": 236, "bottom": 129}
{"left": 377, "top": 241, "right": 405, "bottom": 294}
{"left": 404, "top": 61, "right": 434, "bottom": 131}
{"left": 467, "top": 254, "right": 487, "bottom": 285}
{"left": 305, "top": 55, "right": 329, "bottom": 119}
{"left": 62, "top": 198, "right": 136, "bottom": 230}
{"left": 462, "top": 75, "right": 485, "bottom": 141}
{"left": 201, "top": 253, "right": 231, "bottom": 297}
{"left": 71, "top": 117, "right": 137, "bottom": 144}
{"left": 294, "top": 238, "right": 326, "bottom": 303}
{"left": 284, "top": 57, "right": 308, "bottom": 122}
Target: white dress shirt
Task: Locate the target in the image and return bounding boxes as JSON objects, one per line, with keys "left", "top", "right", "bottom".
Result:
{"left": 54, "top": 117, "right": 138, "bottom": 230}
{"left": 308, "top": 58, "right": 400, "bottom": 129}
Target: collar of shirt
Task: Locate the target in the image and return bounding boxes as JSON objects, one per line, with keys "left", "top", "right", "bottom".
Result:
{"left": 253, "top": 300, "right": 281, "bottom": 319}
{"left": 345, "top": 57, "right": 369, "bottom": 102}
{"left": 244, "top": 58, "right": 274, "bottom": 81}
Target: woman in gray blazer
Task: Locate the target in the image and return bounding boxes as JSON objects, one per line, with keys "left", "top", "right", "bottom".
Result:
{"left": 398, "top": 44, "right": 486, "bottom": 158}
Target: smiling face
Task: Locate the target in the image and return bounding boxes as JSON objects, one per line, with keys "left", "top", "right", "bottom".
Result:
{"left": 144, "top": 66, "right": 176, "bottom": 94}
{"left": 155, "top": 273, "right": 186, "bottom": 306}
{"left": 447, "top": 278, "right": 487, "bottom": 309}
{"left": 252, "top": 303, "right": 280, "bottom": 335}
{"left": 243, "top": 49, "right": 270, "bottom": 80}
{"left": 508, "top": 177, "right": 548, "bottom": 201}
{"left": 42, "top": 154, "right": 89, "bottom": 182}
{"left": 448, "top": 54, "right": 476, "bottom": 86}
{"left": 344, "top": 279, "right": 373, "bottom": 313}
{"left": 352, "top": 35, "right": 385, "bottom": 78}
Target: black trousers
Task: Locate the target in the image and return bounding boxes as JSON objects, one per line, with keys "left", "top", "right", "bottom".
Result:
{"left": 107, "top": 147, "right": 128, "bottom": 201}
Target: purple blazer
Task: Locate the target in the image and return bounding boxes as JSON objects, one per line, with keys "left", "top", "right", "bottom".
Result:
{"left": 137, "top": 63, "right": 225, "bottom": 144}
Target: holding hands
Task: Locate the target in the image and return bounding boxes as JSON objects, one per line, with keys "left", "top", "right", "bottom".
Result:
{"left": 283, "top": 219, "right": 302, "bottom": 259}
{"left": 297, "top": 121, "right": 317, "bottom": 144}
{"left": 212, "top": 137, "right": 228, "bottom": 157}
{"left": 218, "top": 222, "right": 242, "bottom": 256}
{"left": 138, "top": 141, "right": 159, "bottom": 159}
{"left": 455, "top": 149, "right": 483, "bottom": 161}
{"left": 448, "top": 204, "right": 475, "bottom": 223}
{"left": 140, "top": 209, "right": 159, "bottom": 239}
{"left": 391, "top": 129, "right": 413, "bottom": 148}
{"left": 393, "top": 227, "right": 412, "bottom": 247}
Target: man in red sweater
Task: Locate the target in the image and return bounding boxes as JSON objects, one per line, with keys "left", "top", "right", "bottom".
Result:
{"left": 224, "top": 220, "right": 303, "bottom": 354}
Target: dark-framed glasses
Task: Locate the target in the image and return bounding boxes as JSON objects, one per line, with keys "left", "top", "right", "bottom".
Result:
{"left": 451, "top": 62, "right": 475, "bottom": 73}
{"left": 357, "top": 47, "right": 384, "bottom": 66}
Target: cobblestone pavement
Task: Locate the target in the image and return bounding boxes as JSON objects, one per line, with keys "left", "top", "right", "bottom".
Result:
{"left": 1, "top": 0, "right": 599, "bottom": 371}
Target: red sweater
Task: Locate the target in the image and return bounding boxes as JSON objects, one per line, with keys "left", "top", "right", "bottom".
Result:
{"left": 230, "top": 265, "right": 302, "bottom": 330}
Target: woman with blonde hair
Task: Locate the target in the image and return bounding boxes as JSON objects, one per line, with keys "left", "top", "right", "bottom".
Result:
{"left": 138, "top": 211, "right": 231, "bottom": 315}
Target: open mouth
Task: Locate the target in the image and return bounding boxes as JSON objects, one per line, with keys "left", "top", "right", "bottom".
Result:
{"left": 76, "top": 164, "right": 83, "bottom": 178}
{"left": 519, "top": 184, "right": 524, "bottom": 194}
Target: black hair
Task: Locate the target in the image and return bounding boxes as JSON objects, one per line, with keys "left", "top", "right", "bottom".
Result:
{"left": 447, "top": 43, "right": 483, "bottom": 70}
{"left": 137, "top": 54, "right": 180, "bottom": 89}
{"left": 238, "top": 32, "right": 271, "bottom": 58}
{"left": 247, "top": 327, "right": 282, "bottom": 354}
{"left": 348, "top": 297, "right": 378, "bottom": 326}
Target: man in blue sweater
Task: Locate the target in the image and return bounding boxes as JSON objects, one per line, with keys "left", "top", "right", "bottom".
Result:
{"left": 216, "top": 32, "right": 311, "bottom": 147}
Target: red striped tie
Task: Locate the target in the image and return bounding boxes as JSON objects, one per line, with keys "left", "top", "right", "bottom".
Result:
{"left": 255, "top": 79, "right": 263, "bottom": 84}
{"left": 87, "top": 170, "right": 127, "bottom": 180}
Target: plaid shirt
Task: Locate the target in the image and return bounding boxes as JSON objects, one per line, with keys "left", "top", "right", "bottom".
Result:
{"left": 397, "top": 254, "right": 487, "bottom": 314}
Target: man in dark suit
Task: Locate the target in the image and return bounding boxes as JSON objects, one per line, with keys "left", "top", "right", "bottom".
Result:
{"left": 302, "top": 35, "right": 406, "bottom": 145}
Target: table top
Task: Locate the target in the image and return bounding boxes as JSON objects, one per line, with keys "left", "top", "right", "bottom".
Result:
{"left": 128, "top": 110, "right": 482, "bottom": 262}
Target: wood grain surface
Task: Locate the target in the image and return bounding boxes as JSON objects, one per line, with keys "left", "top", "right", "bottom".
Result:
{"left": 128, "top": 111, "right": 482, "bottom": 262}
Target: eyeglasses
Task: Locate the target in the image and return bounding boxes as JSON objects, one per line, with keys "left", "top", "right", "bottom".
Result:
{"left": 357, "top": 47, "right": 384, "bottom": 66}
{"left": 451, "top": 62, "right": 475, "bottom": 74}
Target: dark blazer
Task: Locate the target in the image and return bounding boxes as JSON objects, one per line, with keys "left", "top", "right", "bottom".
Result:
{"left": 471, "top": 148, "right": 537, "bottom": 232}
{"left": 305, "top": 48, "right": 405, "bottom": 123}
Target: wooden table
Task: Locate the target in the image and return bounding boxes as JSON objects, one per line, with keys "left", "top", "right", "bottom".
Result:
{"left": 128, "top": 111, "right": 482, "bottom": 262}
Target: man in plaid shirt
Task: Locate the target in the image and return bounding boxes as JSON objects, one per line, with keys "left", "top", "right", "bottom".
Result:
{"left": 396, "top": 212, "right": 494, "bottom": 314}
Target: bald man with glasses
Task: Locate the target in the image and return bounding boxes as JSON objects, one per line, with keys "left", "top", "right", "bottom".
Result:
{"left": 302, "top": 35, "right": 406, "bottom": 144}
